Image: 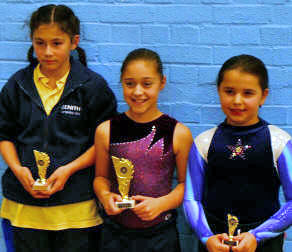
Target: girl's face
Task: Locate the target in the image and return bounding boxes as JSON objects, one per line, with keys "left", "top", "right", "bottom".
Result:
{"left": 121, "top": 60, "right": 166, "bottom": 122}
{"left": 32, "top": 23, "right": 79, "bottom": 78}
{"left": 218, "top": 68, "right": 268, "bottom": 127}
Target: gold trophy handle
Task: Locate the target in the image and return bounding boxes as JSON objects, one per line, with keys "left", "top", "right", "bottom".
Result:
{"left": 32, "top": 150, "right": 51, "bottom": 191}
{"left": 228, "top": 214, "right": 239, "bottom": 238}
{"left": 223, "top": 214, "right": 239, "bottom": 246}
{"left": 111, "top": 156, "right": 135, "bottom": 208}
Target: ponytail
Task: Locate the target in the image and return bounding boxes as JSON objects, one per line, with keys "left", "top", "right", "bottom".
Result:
{"left": 76, "top": 46, "right": 87, "bottom": 67}
{"left": 27, "top": 45, "right": 38, "bottom": 65}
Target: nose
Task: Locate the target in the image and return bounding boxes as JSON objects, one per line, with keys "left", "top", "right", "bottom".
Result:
{"left": 44, "top": 45, "right": 53, "bottom": 56}
{"left": 133, "top": 84, "right": 143, "bottom": 96}
{"left": 233, "top": 93, "right": 243, "bottom": 105}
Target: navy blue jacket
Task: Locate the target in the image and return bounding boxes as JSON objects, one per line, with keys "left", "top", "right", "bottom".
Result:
{"left": 0, "top": 59, "right": 117, "bottom": 206}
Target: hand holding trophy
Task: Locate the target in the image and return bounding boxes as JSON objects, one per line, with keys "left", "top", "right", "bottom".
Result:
{"left": 111, "top": 156, "right": 135, "bottom": 209}
{"left": 223, "top": 214, "right": 239, "bottom": 247}
{"left": 32, "top": 150, "right": 51, "bottom": 191}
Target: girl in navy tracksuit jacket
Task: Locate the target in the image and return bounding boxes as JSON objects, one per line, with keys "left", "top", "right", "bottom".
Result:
{"left": 0, "top": 4, "right": 117, "bottom": 252}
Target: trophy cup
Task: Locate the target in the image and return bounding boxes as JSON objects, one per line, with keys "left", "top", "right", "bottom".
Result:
{"left": 32, "top": 150, "right": 51, "bottom": 191}
{"left": 111, "top": 156, "right": 135, "bottom": 209}
{"left": 223, "top": 214, "right": 239, "bottom": 246}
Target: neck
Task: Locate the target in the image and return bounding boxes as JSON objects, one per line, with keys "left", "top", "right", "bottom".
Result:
{"left": 125, "top": 109, "right": 163, "bottom": 123}
{"left": 40, "top": 61, "right": 70, "bottom": 84}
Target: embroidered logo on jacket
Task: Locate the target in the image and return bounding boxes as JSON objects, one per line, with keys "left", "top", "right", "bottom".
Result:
{"left": 61, "top": 105, "right": 82, "bottom": 116}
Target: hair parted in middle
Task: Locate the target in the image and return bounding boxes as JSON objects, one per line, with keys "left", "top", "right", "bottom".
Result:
{"left": 120, "top": 48, "right": 164, "bottom": 81}
{"left": 27, "top": 4, "right": 87, "bottom": 66}
{"left": 216, "top": 54, "right": 268, "bottom": 91}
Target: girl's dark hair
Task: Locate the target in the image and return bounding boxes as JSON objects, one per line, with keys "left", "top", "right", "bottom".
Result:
{"left": 27, "top": 4, "right": 87, "bottom": 66}
{"left": 120, "top": 48, "right": 163, "bottom": 81}
{"left": 217, "top": 54, "right": 268, "bottom": 90}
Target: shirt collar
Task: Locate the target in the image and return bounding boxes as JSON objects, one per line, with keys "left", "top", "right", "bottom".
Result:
{"left": 35, "top": 64, "right": 69, "bottom": 89}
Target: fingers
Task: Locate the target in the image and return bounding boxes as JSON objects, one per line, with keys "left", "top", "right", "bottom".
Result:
{"left": 17, "top": 167, "right": 49, "bottom": 198}
{"left": 45, "top": 170, "right": 68, "bottom": 195}
{"left": 231, "top": 232, "right": 257, "bottom": 252}
{"left": 30, "top": 191, "right": 51, "bottom": 199}
{"left": 206, "top": 234, "right": 231, "bottom": 252}
{"left": 132, "top": 197, "right": 161, "bottom": 221}
{"left": 103, "top": 193, "right": 124, "bottom": 215}
{"left": 28, "top": 187, "right": 51, "bottom": 199}
{"left": 131, "top": 195, "right": 147, "bottom": 201}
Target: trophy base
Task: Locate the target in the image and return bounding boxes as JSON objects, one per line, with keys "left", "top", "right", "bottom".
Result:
{"left": 116, "top": 199, "right": 135, "bottom": 209}
{"left": 223, "top": 239, "right": 238, "bottom": 246}
{"left": 32, "top": 179, "right": 51, "bottom": 191}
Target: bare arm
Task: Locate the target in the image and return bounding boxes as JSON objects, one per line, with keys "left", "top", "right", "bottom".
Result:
{"left": 93, "top": 120, "right": 124, "bottom": 215}
{"left": 162, "top": 122, "right": 193, "bottom": 209}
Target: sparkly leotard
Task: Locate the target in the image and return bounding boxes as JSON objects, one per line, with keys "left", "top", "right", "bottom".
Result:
{"left": 109, "top": 113, "right": 178, "bottom": 229}
{"left": 184, "top": 119, "right": 292, "bottom": 244}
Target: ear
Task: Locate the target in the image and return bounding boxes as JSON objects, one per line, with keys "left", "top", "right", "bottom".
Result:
{"left": 160, "top": 75, "right": 166, "bottom": 91}
{"left": 260, "top": 88, "right": 269, "bottom": 106}
{"left": 71, "top": 35, "right": 80, "bottom": 50}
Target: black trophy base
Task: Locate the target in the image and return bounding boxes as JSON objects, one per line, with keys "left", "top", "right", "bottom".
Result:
{"left": 116, "top": 199, "right": 135, "bottom": 209}
{"left": 223, "top": 239, "right": 238, "bottom": 246}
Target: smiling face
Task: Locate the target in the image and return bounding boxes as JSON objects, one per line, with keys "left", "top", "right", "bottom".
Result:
{"left": 32, "top": 23, "right": 79, "bottom": 79}
{"left": 121, "top": 59, "right": 166, "bottom": 122}
{"left": 218, "top": 68, "right": 268, "bottom": 126}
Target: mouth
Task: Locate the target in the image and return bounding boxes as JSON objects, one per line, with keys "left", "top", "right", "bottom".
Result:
{"left": 43, "top": 60, "right": 56, "bottom": 64}
{"left": 132, "top": 98, "right": 146, "bottom": 104}
{"left": 230, "top": 109, "right": 246, "bottom": 115}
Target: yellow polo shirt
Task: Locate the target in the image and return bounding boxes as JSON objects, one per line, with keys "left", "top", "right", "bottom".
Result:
{"left": 1, "top": 64, "right": 102, "bottom": 230}
{"left": 34, "top": 64, "right": 68, "bottom": 116}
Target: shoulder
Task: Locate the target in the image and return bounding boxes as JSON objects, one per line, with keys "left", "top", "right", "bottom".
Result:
{"left": 1, "top": 65, "right": 32, "bottom": 95}
{"left": 173, "top": 122, "right": 193, "bottom": 154}
{"left": 174, "top": 122, "right": 193, "bottom": 141}
{"left": 84, "top": 70, "right": 115, "bottom": 102}
{"left": 95, "top": 120, "right": 110, "bottom": 138}
{"left": 195, "top": 127, "right": 217, "bottom": 146}
{"left": 73, "top": 60, "right": 107, "bottom": 85}
{"left": 95, "top": 119, "right": 111, "bottom": 151}
{"left": 268, "top": 125, "right": 291, "bottom": 142}
{"left": 97, "top": 114, "right": 123, "bottom": 135}
{"left": 71, "top": 62, "right": 116, "bottom": 105}
{"left": 268, "top": 125, "right": 291, "bottom": 160}
{"left": 194, "top": 127, "right": 217, "bottom": 161}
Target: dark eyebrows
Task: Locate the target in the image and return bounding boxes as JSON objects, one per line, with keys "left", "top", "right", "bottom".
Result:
{"left": 33, "top": 37, "right": 64, "bottom": 42}
{"left": 123, "top": 78, "right": 134, "bottom": 81}
{"left": 244, "top": 89, "right": 256, "bottom": 93}
{"left": 123, "top": 77, "right": 154, "bottom": 81}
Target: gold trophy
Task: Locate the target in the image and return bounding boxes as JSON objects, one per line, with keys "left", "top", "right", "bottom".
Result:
{"left": 32, "top": 150, "right": 51, "bottom": 191}
{"left": 111, "top": 156, "right": 135, "bottom": 209}
{"left": 223, "top": 214, "right": 239, "bottom": 246}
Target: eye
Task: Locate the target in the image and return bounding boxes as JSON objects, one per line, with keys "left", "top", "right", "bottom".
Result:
{"left": 124, "top": 81, "right": 135, "bottom": 88}
{"left": 35, "top": 41, "right": 44, "bottom": 46}
{"left": 224, "top": 88, "right": 234, "bottom": 95}
{"left": 244, "top": 90, "right": 255, "bottom": 96}
{"left": 143, "top": 82, "right": 152, "bottom": 87}
{"left": 53, "top": 41, "right": 62, "bottom": 46}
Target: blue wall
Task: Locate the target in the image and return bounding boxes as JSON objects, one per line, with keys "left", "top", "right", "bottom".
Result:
{"left": 1, "top": 1, "right": 292, "bottom": 251}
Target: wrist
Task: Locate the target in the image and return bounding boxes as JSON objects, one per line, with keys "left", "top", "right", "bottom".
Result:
{"left": 10, "top": 164, "right": 24, "bottom": 174}
{"left": 156, "top": 195, "right": 169, "bottom": 213}
{"left": 248, "top": 231, "right": 259, "bottom": 244}
{"left": 99, "top": 190, "right": 111, "bottom": 204}
{"left": 64, "top": 165, "right": 75, "bottom": 177}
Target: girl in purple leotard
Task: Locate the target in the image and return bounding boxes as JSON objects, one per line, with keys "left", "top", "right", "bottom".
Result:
{"left": 94, "top": 48, "right": 193, "bottom": 252}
